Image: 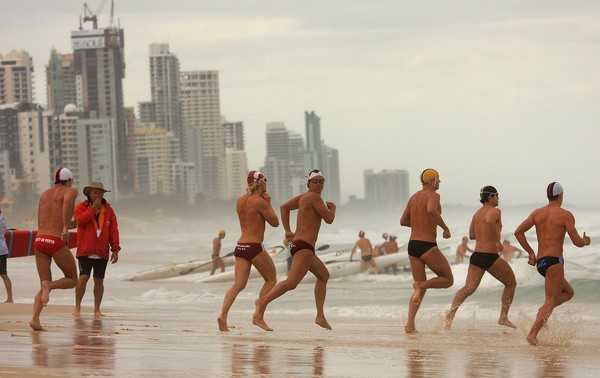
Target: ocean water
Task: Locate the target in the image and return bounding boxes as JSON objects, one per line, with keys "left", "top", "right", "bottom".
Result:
{"left": 6, "top": 205, "right": 600, "bottom": 344}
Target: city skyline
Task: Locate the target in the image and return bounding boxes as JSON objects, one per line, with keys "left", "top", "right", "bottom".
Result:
{"left": 2, "top": 1, "right": 600, "bottom": 207}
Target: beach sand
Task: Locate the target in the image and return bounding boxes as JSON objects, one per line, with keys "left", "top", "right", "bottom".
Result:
{"left": 2, "top": 302, "right": 600, "bottom": 377}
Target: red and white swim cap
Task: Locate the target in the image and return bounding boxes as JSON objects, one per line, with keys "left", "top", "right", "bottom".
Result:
{"left": 54, "top": 167, "right": 73, "bottom": 183}
{"left": 247, "top": 171, "right": 265, "bottom": 184}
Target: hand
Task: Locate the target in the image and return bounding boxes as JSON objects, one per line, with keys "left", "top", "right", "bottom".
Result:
{"left": 61, "top": 229, "right": 68, "bottom": 241}
{"left": 285, "top": 231, "right": 295, "bottom": 242}
{"left": 326, "top": 201, "right": 336, "bottom": 212}
{"left": 528, "top": 253, "right": 536, "bottom": 266}
{"left": 443, "top": 229, "right": 451, "bottom": 239}
{"left": 583, "top": 232, "right": 591, "bottom": 246}
{"left": 93, "top": 198, "right": 102, "bottom": 212}
{"left": 111, "top": 251, "right": 119, "bottom": 264}
{"left": 262, "top": 192, "right": 272, "bottom": 204}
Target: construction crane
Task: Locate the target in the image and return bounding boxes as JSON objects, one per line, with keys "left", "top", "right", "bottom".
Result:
{"left": 83, "top": 0, "right": 108, "bottom": 29}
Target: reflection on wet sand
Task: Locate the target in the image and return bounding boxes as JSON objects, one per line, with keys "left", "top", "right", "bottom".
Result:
{"left": 31, "top": 317, "right": 115, "bottom": 372}
{"left": 407, "top": 348, "right": 448, "bottom": 378}
{"left": 229, "top": 341, "right": 324, "bottom": 376}
{"left": 72, "top": 317, "right": 116, "bottom": 370}
{"left": 537, "top": 352, "right": 566, "bottom": 378}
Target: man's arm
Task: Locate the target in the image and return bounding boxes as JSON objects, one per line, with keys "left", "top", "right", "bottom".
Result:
{"left": 486, "top": 208, "right": 503, "bottom": 251}
{"left": 62, "top": 188, "right": 78, "bottom": 239}
{"left": 427, "top": 193, "right": 451, "bottom": 238}
{"left": 280, "top": 194, "right": 302, "bottom": 239}
{"left": 514, "top": 213, "right": 536, "bottom": 266}
{"left": 400, "top": 201, "right": 411, "bottom": 227}
{"left": 259, "top": 194, "right": 279, "bottom": 227}
{"left": 564, "top": 211, "right": 591, "bottom": 247}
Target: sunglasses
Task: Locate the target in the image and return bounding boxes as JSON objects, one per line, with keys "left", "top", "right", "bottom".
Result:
{"left": 309, "top": 178, "right": 325, "bottom": 184}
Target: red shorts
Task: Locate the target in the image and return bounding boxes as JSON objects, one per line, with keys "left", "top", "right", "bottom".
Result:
{"left": 34, "top": 234, "right": 66, "bottom": 257}
{"left": 234, "top": 243, "right": 264, "bottom": 261}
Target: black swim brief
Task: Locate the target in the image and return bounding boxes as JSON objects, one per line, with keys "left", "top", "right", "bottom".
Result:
{"left": 469, "top": 252, "right": 500, "bottom": 271}
{"left": 407, "top": 240, "right": 437, "bottom": 258}
{"left": 289, "top": 240, "right": 315, "bottom": 257}
{"left": 361, "top": 255, "right": 372, "bottom": 262}
{"left": 536, "top": 256, "right": 564, "bottom": 277}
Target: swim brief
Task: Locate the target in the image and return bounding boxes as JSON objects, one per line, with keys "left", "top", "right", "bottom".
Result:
{"left": 234, "top": 243, "right": 265, "bottom": 261}
{"left": 0, "top": 255, "right": 7, "bottom": 275}
{"left": 34, "top": 234, "right": 66, "bottom": 257}
{"left": 469, "top": 252, "right": 500, "bottom": 271}
{"left": 536, "top": 256, "right": 564, "bottom": 277}
{"left": 289, "top": 240, "right": 315, "bottom": 257}
{"left": 77, "top": 256, "right": 109, "bottom": 279}
{"left": 361, "top": 255, "right": 372, "bottom": 262}
{"left": 407, "top": 240, "right": 437, "bottom": 258}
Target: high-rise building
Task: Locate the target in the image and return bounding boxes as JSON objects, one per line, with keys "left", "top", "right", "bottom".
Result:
{"left": 225, "top": 148, "right": 248, "bottom": 199}
{"left": 305, "top": 111, "right": 323, "bottom": 171}
{"left": 262, "top": 122, "right": 292, "bottom": 203}
{"left": 222, "top": 120, "right": 245, "bottom": 150}
{"left": 70, "top": 24, "right": 130, "bottom": 192}
{"left": 322, "top": 144, "right": 341, "bottom": 204}
{"left": 364, "top": 169, "right": 409, "bottom": 209}
{"left": 16, "top": 106, "right": 52, "bottom": 195}
{"left": 132, "top": 123, "right": 176, "bottom": 195}
{"left": 179, "top": 70, "right": 224, "bottom": 199}
{"left": 45, "top": 49, "right": 76, "bottom": 114}
{"left": 0, "top": 50, "right": 35, "bottom": 105}
{"left": 149, "top": 43, "right": 182, "bottom": 139}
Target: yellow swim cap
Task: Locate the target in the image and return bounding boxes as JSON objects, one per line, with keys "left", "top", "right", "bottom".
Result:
{"left": 219, "top": 230, "right": 225, "bottom": 235}
{"left": 420, "top": 168, "right": 439, "bottom": 184}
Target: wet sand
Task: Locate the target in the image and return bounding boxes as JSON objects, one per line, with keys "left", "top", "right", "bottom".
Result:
{"left": 1, "top": 303, "right": 600, "bottom": 377}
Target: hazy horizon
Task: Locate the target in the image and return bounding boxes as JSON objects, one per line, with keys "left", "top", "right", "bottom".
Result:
{"left": 2, "top": 1, "right": 599, "bottom": 207}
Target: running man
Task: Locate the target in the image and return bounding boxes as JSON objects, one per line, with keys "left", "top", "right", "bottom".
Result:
{"left": 253, "top": 169, "right": 336, "bottom": 331}
{"left": 217, "top": 171, "right": 279, "bottom": 331}
{"left": 30, "top": 168, "right": 79, "bottom": 331}
{"left": 514, "top": 182, "right": 591, "bottom": 346}
{"left": 349, "top": 231, "right": 378, "bottom": 274}
{"left": 400, "top": 168, "right": 454, "bottom": 333}
{"left": 445, "top": 186, "right": 517, "bottom": 330}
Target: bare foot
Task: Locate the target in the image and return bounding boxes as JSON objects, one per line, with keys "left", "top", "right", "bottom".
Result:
{"left": 252, "top": 317, "right": 273, "bottom": 331}
{"left": 4, "top": 299, "right": 14, "bottom": 303}
{"left": 29, "top": 319, "right": 46, "bottom": 332}
{"left": 40, "top": 281, "right": 50, "bottom": 306}
{"left": 72, "top": 307, "right": 81, "bottom": 317}
{"left": 217, "top": 315, "right": 229, "bottom": 332}
{"left": 498, "top": 318, "right": 517, "bottom": 329}
{"left": 93, "top": 311, "right": 104, "bottom": 318}
{"left": 315, "top": 316, "right": 332, "bottom": 330}
{"left": 404, "top": 324, "right": 418, "bottom": 334}
{"left": 526, "top": 333, "right": 538, "bottom": 346}
{"left": 410, "top": 282, "right": 423, "bottom": 306}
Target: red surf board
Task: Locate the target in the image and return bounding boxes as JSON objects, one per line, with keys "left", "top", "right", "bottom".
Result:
{"left": 5, "top": 230, "right": 78, "bottom": 258}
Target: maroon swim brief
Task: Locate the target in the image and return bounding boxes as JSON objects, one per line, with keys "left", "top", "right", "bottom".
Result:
{"left": 234, "top": 243, "right": 265, "bottom": 261}
{"left": 289, "top": 239, "right": 315, "bottom": 257}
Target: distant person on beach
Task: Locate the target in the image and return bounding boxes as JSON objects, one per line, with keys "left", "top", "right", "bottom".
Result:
{"left": 349, "top": 231, "right": 378, "bottom": 274}
{"left": 30, "top": 168, "right": 79, "bottom": 331}
{"left": 210, "top": 230, "right": 226, "bottom": 276}
{"left": 400, "top": 168, "right": 454, "bottom": 333}
{"left": 373, "top": 232, "right": 388, "bottom": 257}
{"left": 283, "top": 238, "right": 293, "bottom": 272}
{"left": 253, "top": 169, "right": 336, "bottom": 331}
{"left": 383, "top": 235, "right": 400, "bottom": 274}
{"left": 445, "top": 186, "right": 517, "bottom": 330}
{"left": 455, "top": 236, "right": 473, "bottom": 264}
{"left": 72, "top": 181, "right": 121, "bottom": 317}
{"left": 514, "top": 182, "right": 591, "bottom": 346}
{"left": 0, "top": 207, "right": 14, "bottom": 303}
{"left": 217, "top": 171, "right": 279, "bottom": 332}
{"left": 499, "top": 240, "right": 524, "bottom": 262}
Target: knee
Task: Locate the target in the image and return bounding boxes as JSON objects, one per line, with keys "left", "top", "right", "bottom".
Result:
{"left": 285, "top": 280, "right": 299, "bottom": 291}
{"left": 446, "top": 277, "right": 454, "bottom": 288}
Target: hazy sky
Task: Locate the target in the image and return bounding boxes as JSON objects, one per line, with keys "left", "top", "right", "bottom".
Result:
{"left": 2, "top": 1, "right": 599, "bottom": 207}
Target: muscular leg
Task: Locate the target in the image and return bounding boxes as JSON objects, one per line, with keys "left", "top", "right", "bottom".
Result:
{"left": 487, "top": 258, "right": 517, "bottom": 329}
{"left": 218, "top": 257, "right": 252, "bottom": 331}
{"left": 93, "top": 277, "right": 105, "bottom": 317}
{"left": 445, "top": 264, "right": 484, "bottom": 330}
{"left": 253, "top": 249, "right": 313, "bottom": 331}
{"left": 405, "top": 256, "right": 426, "bottom": 333}
{"left": 307, "top": 256, "right": 331, "bottom": 330}
{"left": 73, "top": 274, "right": 90, "bottom": 316}
{"left": 527, "top": 264, "right": 571, "bottom": 346}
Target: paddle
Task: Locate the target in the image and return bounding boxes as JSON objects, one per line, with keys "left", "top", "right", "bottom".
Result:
{"left": 316, "top": 244, "right": 330, "bottom": 252}
{"left": 179, "top": 245, "right": 285, "bottom": 276}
